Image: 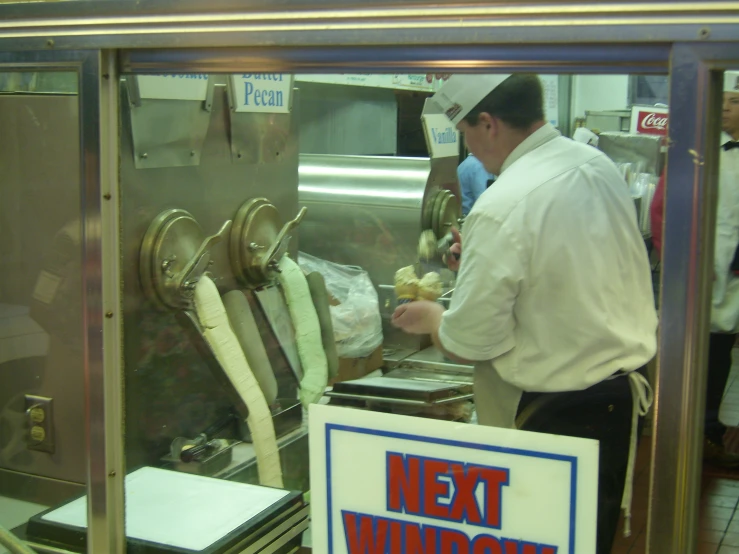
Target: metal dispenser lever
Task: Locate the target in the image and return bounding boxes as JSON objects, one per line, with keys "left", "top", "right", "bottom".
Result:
{"left": 139, "top": 209, "right": 231, "bottom": 310}
{"left": 230, "top": 198, "right": 307, "bottom": 287}
{"left": 139, "top": 209, "right": 250, "bottom": 421}
{"left": 261, "top": 207, "right": 307, "bottom": 275}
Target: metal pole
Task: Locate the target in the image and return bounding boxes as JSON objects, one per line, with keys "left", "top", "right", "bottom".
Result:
{"left": 83, "top": 49, "right": 125, "bottom": 553}
{"left": 647, "top": 44, "right": 723, "bottom": 553}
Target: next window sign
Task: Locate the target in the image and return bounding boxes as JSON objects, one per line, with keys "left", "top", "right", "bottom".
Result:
{"left": 309, "top": 404, "right": 599, "bottom": 554}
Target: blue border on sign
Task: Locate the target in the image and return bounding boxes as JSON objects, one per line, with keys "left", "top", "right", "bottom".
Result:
{"left": 325, "top": 423, "right": 580, "bottom": 554}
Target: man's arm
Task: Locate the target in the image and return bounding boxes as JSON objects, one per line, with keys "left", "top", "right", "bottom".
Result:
{"left": 437, "top": 212, "right": 523, "bottom": 363}
{"left": 430, "top": 326, "right": 474, "bottom": 365}
{"left": 391, "top": 300, "right": 473, "bottom": 365}
{"left": 393, "top": 211, "right": 524, "bottom": 365}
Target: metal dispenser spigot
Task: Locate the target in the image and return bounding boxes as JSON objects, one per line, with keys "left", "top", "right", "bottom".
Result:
{"left": 139, "top": 209, "right": 250, "bottom": 425}
{"left": 422, "top": 189, "right": 461, "bottom": 240}
{"left": 139, "top": 209, "right": 232, "bottom": 311}
{"left": 229, "top": 198, "right": 309, "bottom": 384}
{"left": 229, "top": 197, "right": 307, "bottom": 287}
{"left": 418, "top": 229, "right": 456, "bottom": 262}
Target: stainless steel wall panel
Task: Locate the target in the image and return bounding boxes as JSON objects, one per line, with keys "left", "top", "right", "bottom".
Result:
{"left": 119, "top": 45, "right": 671, "bottom": 75}
{"left": 298, "top": 154, "right": 447, "bottom": 284}
{"left": 119, "top": 78, "right": 301, "bottom": 470}
{"left": 298, "top": 153, "right": 459, "bottom": 349}
{"left": 297, "top": 82, "right": 397, "bottom": 156}
{"left": 0, "top": 94, "right": 85, "bottom": 485}
{"left": 127, "top": 96, "right": 213, "bottom": 169}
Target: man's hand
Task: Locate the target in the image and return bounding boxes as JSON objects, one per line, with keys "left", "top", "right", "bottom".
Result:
{"left": 445, "top": 227, "right": 462, "bottom": 272}
{"left": 391, "top": 300, "right": 445, "bottom": 335}
{"left": 392, "top": 300, "right": 472, "bottom": 365}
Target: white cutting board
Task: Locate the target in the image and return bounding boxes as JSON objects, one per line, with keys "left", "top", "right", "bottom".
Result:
{"left": 42, "top": 467, "right": 289, "bottom": 552}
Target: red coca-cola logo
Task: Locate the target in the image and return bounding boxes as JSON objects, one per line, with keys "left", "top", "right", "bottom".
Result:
{"left": 636, "top": 111, "right": 669, "bottom": 135}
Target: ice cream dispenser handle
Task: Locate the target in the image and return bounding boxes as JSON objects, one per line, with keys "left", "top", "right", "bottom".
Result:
{"left": 139, "top": 208, "right": 231, "bottom": 311}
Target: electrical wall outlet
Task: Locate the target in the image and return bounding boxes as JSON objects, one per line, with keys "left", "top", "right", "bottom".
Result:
{"left": 24, "top": 395, "right": 55, "bottom": 454}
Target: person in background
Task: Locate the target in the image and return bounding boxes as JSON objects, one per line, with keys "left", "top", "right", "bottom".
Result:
{"left": 650, "top": 70, "right": 739, "bottom": 466}
{"left": 393, "top": 74, "right": 657, "bottom": 553}
{"left": 457, "top": 152, "right": 496, "bottom": 216}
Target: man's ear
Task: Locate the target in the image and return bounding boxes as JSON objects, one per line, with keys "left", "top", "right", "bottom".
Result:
{"left": 476, "top": 112, "right": 494, "bottom": 128}
{"left": 476, "top": 112, "right": 498, "bottom": 137}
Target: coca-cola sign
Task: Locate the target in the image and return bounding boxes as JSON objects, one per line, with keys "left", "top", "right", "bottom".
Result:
{"left": 630, "top": 106, "right": 669, "bottom": 136}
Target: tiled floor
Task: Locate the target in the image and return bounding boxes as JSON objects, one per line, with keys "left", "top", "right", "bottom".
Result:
{"left": 611, "top": 357, "right": 739, "bottom": 554}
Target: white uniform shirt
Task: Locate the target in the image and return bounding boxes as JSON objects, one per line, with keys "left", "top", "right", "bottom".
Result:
{"left": 711, "top": 132, "right": 739, "bottom": 332}
{"left": 439, "top": 124, "right": 658, "bottom": 392}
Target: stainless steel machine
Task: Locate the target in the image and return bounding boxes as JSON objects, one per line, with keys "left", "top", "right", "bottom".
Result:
{"left": 1, "top": 71, "right": 314, "bottom": 553}
{"left": 0, "top": 3, "right": 734, "bottom": 551}
{"left": 0, "top": 70, "right": 464, "bottom": 523}
{"left": 298, "top": 153, "right": 461, "bottom": 350}
{"left": 119, "top": 74, "right": 314, "bottom": 493}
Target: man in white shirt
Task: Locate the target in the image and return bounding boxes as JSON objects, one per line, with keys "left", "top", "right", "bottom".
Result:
{"left": 393, "top": 74, "right": 657, "bottom": 553}
{"left": 705, "top": 71, "right": 739, "bottom": 460}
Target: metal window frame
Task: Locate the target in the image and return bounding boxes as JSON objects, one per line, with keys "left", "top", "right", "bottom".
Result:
{"left": 119, "top": 42, "right": 713, "bottom": 554}
{"left": 0, "top": 3, "right": 737, "bottom": 550}
{"left": 0, "top": 49, "right": 124, "bottom": 553}
{"left": 1, "top": 1, "right": 739, "bottom": 50}
{"left": 648, "top": 42, "right": 739, "bottom": 553}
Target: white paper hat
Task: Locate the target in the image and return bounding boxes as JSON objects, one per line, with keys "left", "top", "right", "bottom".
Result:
{"left": 430, "top": 74, "right": 512, "bottom": 125}
{"left": 725, "top": 71, "right": 739, "bottom": 93}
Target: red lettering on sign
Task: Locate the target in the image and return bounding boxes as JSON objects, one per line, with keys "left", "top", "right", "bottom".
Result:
{"left": 449, "top": 463, "right": 483, "bottom": 525}
{"left": 387, "top": 453, "right": 421, "bottom": 514}
{"left": 502, "top": 540, "right": 557, "bottom": 554}
{"left": 386, "top": 453, "right": 510, "bottom": 529}
{"left": 341, "top": 512, "right": 558, "bottom": 554}
{"left": 440, "top": 528, "right": 470, "bottom": 554}
{"left": 405, "top": 524, "right": 437, "bottom": 554}
{"left": 342, "top": 511, "right": 388, "bottom": 554}
{"left": 389, "top": 520, "right": 403, "bottom": 553}
{"left": 472, "top": 534, "right": 504, "bottom": 554}
{"left": 424, "top": 459, "right": 452, "bottom": 519}
{"left": 478, "top": 467, "right": 510, "bottom": 528}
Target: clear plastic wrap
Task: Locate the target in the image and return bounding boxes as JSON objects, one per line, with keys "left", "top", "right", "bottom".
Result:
{"left": 629, "top": 172, "right": 658, "bottom": 237}
{"left": 298, "top": 252, "right": 383, "bottom": 359}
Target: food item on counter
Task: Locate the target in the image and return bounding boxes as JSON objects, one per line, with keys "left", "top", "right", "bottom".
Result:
{"left": 223, "top": 290, "right": 279, "bottom": 406}
{"left": 194, "top": 276, "right": 283, "bottom": 488}
{"left": 418, "top": 229, "right": 456, "bottom": 262}
{"left": 417, "top": 229, "right": 438, "bottom": 261}
{"left": 417, "top": 271, "right": 443, "bottom": 302}
{"left": 305, "top": 271, "right": 340, "bottom": 380}
{"left": 394, "top": 266, "right": 444, "bottom": 303}
{"left": 277, "top": 256, "right": 329, "bottom": 408}
{"left": 394, "top": 265, "right": 419, "bottom": 304}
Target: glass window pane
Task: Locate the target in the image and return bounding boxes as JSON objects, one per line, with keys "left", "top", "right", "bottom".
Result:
{"left": 0, "top": 71, "right": 85, "bottom": 550}
{"left": 107, "top": 70, "right": 664, "bottom": 554}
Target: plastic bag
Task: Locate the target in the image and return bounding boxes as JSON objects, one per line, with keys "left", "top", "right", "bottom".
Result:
{"left": 298, "top": 251, "right": 383, "bottom": 358}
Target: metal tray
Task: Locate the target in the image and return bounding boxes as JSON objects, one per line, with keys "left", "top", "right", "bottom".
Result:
{"left": 325, "top": 390, "right": 473, "bottom": 407}
{"left": 328, "top": 375, "right": 473, "bottom": 404}
{"left": 240, "top": 398, "right": 303, "bottom": 443}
